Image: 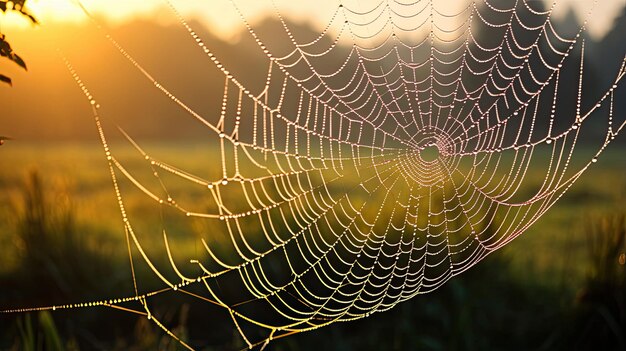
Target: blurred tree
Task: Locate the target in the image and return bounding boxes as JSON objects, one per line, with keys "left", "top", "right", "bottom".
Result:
{"left": 1, "top": 0, "right": 37, "bottom": 86}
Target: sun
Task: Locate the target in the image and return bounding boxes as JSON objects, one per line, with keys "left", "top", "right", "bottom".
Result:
{"left": 0, "top": 0, "right": 84, "bottom": 28}
{"left": 2, "top": 0, "right": 163, "bottom": 28}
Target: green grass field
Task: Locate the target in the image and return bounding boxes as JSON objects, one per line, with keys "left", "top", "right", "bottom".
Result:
{"left": 1, "top": 141, "right": 625, "bottom": 350}
{"left": 1, "top": 142, "right": 623, "bottom": 285}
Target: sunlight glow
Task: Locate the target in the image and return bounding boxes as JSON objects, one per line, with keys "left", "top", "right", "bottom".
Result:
{"left": 1, "top": 0, "right": 623, "bottom": 40}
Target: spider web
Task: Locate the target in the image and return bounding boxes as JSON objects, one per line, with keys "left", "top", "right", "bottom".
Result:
{"left": 4, "top": 0, "right": 626, "bottom": 349}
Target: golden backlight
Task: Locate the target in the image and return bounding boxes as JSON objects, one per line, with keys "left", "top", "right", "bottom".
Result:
{"left": 2, "top": 0, "right": 623, "bottom": 40}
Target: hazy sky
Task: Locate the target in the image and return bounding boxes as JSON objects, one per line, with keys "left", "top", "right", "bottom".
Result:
{"left": 3, "top": 0, "right": 625, "bottom": 40}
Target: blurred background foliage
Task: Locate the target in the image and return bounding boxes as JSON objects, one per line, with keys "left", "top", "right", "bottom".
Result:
{"left": 0, "top": 0, "right": 37, "bottom": 86}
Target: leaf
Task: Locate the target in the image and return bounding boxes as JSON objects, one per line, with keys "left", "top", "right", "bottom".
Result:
{"left": 0, "top": 36, "right": 10, "bottom": 57}
{"left": 0, "top": 1, "right": 37, "bottom": 22}
{"left": 0, "top": 35, "right": 27, "bottom": 70}
{"left": 0, "top": 74, "right": 12, "bottom": 86}
{"left": 21, "top": 11, "right": 38, "bottom": 24}
{"left": 11, "top": 52, "right": 27, "bottom": 70}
